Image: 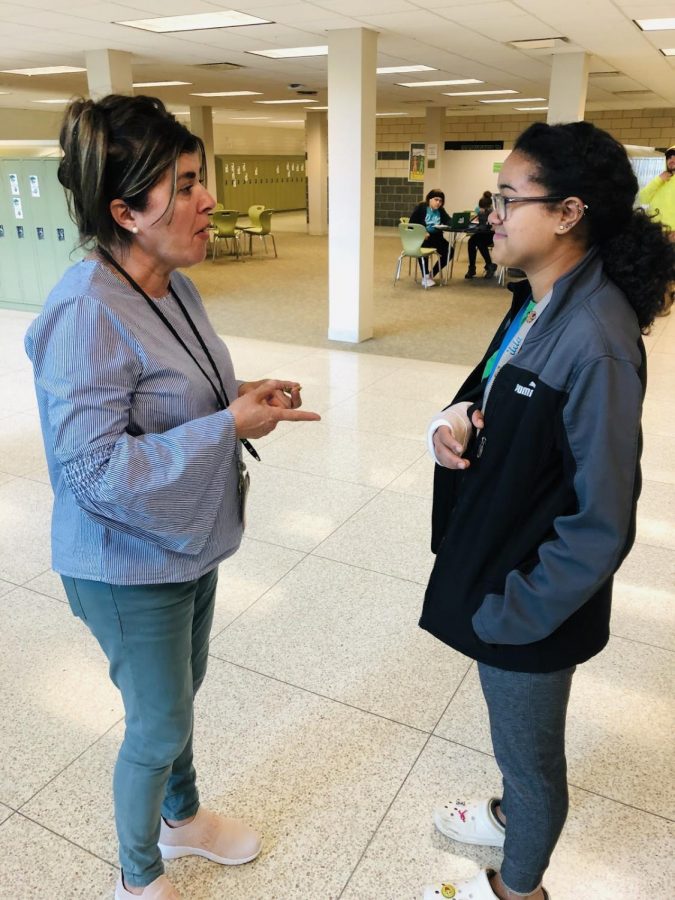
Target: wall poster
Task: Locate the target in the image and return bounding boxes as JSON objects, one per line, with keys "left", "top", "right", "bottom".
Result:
{"left": 408, "top": 143, "right": 425, "bottom": 182}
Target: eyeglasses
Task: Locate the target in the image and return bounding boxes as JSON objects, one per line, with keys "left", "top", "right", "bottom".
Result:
{"left": 492, "top": 193, "right": 565, "bottom": 220}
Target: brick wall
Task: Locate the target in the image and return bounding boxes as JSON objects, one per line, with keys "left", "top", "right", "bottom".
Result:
{"left": 375, "top": 108, "right": 675, "bottom": 158}
{"left": 375, "top": 177, "right": 424, "bottom": 227}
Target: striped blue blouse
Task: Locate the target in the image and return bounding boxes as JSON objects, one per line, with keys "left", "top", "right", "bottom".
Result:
{"left": 25, "top": 259, "right": 243, "bottom": 585}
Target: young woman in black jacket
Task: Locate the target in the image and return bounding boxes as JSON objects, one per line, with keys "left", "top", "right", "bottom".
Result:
{"left": 409, "top": 189, "right": 453, "bottom": 287}
{"left": 421, "top": 122, "right": 674, "bottom": 900}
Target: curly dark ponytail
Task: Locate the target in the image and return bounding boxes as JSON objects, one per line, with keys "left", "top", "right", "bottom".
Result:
{"left": 514, "top": 121, "right": 675, "bottom": 331}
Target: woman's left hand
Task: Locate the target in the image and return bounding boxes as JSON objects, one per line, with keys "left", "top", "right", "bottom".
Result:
{"left": 238, "top": 379, "right": 303, "bottom": 409}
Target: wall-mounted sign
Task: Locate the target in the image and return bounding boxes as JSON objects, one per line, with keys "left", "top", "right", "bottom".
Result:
{"left": 29, "top": 175, "right": 40, "bottom": 197}
{"left": 427, "top": 143, "right": 438, "bottom": 161}
{"left": 9, "top": 173, "right": 19, "bottom": 195}
{"left": 12, "top": 197, "right": 23, "bottom": 219}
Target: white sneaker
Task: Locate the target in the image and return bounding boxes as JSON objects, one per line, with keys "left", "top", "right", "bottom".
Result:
{"left": 421, "top": 275, "right": 437, "bottom": 288}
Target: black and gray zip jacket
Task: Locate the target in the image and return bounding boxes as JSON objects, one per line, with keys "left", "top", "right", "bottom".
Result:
{"left": 420, "top": 248, "right": 646, "bottom": 672}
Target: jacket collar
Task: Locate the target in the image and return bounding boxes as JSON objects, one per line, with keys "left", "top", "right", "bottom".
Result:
{"left": 508, "top": 247, "right": 605, "bottom": 338}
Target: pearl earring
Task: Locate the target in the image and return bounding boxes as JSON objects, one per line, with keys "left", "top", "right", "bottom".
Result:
{"left": 131, "top": 226, "right": 139, "bottom": 234}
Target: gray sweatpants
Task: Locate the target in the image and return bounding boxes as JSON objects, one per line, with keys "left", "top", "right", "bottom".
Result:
{"left": 478, "top": 662, "right": 575, "bottom": 894}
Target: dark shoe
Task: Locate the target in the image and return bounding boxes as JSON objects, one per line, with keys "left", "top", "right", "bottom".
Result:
{"left": 484, "top": 263, "right": 497, "bottom": 279}
{"left": 464, "top": 268, "right": 476, "bottom": 279}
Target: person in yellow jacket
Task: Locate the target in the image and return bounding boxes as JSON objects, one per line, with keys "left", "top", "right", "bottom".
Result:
{"left": 639, "top": 145, "right": 675, "bottom": 235}
{"left": 639, "top": 146, "right": 675, "bottom": 315}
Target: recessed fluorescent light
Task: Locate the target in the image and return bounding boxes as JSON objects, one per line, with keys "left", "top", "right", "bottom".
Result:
{"left": 1, "top": 66, "right": 85, "bottom": 76}
{"left": 33, "top": 98, "right": 70, "bottom": 104}
{"left": 307, "top": 106, "right": 327, "bottom": 110}
{"left": 230, "top": 116, "right": 270, "bottom": 120}
{"left": 255, "top": 99, "right": 316, "bottom": 105}
{"left": 509, "top": 37, "right": 566, "bottom": 49}
{"left": 634, "top": 18, "right": 675, "bottom": 31}
{"left": 515, "top": 106, "right": 549, "bottom": 111}
{"left": 133, "top": 81, "right": 191, "bottom": 87}
{"left": 376, "top": 112, "right": 408, "bottom": 117}
{"left": 269, "top": 120, "right": 304, "bottom": 123}
{"left": 397, "top": 79, "right": 483, "bottom": 87}
{"left": 659, "top": 48, "right": 675, "bottom": 56}
{"left": 377, "top": 65, "right": 436, "bottom": 74}
{"left": 480, "top": 97, "right": 546, "bottom": 103}
{"left": 443, "top": 89, "right": 517, "bottom": 97}
{"left": 247, "top": 45, "right": 327, "bottom": 59}
{"left": 190, "top": 91, "right": 262, "bottom": 97}
{"left": 116, "top": 11, "right": 272, "bottom": 33}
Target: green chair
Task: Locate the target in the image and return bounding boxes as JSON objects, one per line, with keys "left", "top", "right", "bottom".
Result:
{"left": 211, "top": 210, "right": 242, "bottom": 261}
{"left": 394, "top": 222, "right": 438, "bottom": 288}
{"left": 240, "top": 207, "right": 277, "bottom": 258}
{"left": 398, "top": 216, "right": 412, "bottom": 273}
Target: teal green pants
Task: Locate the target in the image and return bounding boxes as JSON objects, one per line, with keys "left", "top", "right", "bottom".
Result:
{"left": 62, "top": 569, "right": 218, "bottom": 889}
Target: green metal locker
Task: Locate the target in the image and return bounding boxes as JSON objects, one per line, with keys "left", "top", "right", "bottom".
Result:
{"left": 0, "top": 158, "right": 82, "bottom": 312}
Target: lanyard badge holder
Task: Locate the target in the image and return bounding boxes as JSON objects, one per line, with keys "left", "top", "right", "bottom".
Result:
{"left": 98, "top": 246, "right": 257, "bottom": 528}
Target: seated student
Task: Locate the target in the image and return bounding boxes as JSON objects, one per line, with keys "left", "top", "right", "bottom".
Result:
{"left": 475, "top": 190, "right": 493, "bottom": 215}
{"left": 409, "top": 189, "right": 453, "bottom": 287}
{"left": 466, "top": 195, "right": 497, "bottom": 279}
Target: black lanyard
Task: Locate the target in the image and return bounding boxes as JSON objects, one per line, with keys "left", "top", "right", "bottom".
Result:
{"left": 99, "top": 247, "right": 260, "bottom": 461}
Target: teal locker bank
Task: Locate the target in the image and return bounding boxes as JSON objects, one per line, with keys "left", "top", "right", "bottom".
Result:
{"left": 0, "top": 158, "right": 82, "bottom": 312}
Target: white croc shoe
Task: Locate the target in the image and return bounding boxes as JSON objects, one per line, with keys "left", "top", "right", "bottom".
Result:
{"left": 423, "top": 869, "right": 497, "bottom": 900}
{"left": 433, "top": 798, "right": 505, "bottom": 848}
{"left": 423, "top": 870, "right": 551, "bottom": 900}
{"left": 115, "top": 874, "right": 182, "bottom": 899}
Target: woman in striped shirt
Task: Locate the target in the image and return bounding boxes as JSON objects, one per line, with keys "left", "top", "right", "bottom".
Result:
{"left": 25, "top": 94, "right": 319, "bottom": 900}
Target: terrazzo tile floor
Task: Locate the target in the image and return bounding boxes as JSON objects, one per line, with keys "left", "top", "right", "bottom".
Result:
{"left": 0, "top": 295, "right": 673, "bottom": 899}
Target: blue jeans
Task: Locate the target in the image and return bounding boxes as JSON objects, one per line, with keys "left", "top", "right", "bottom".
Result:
{"left": 478, "top": 662, "right": 575, "bottom": 894}
{"left": 62, "top": 570, "right": 218, "bottom": 889}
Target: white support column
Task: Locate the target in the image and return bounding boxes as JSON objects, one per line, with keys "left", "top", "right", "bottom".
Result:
{"left": 189, "top": 106, "right": 216, "bottom": 200}
{"left": 306, "top": 110, "right": 328, "bottom": 235}
{"left": 85, "top": 49, "right": 133, "bottom": 99}
{"left": 327, "top": 28, "right": 378, "bottom": 343}
{"left": 547, "top": 53, "right": 589, "bottom": 124}
{"left": 424, "top": 107, "right": 444, "bottom": 196}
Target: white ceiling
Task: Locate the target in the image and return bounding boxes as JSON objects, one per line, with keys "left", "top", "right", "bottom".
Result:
{"left": 0, "top": 0, "right": 673, "bottom": 127}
